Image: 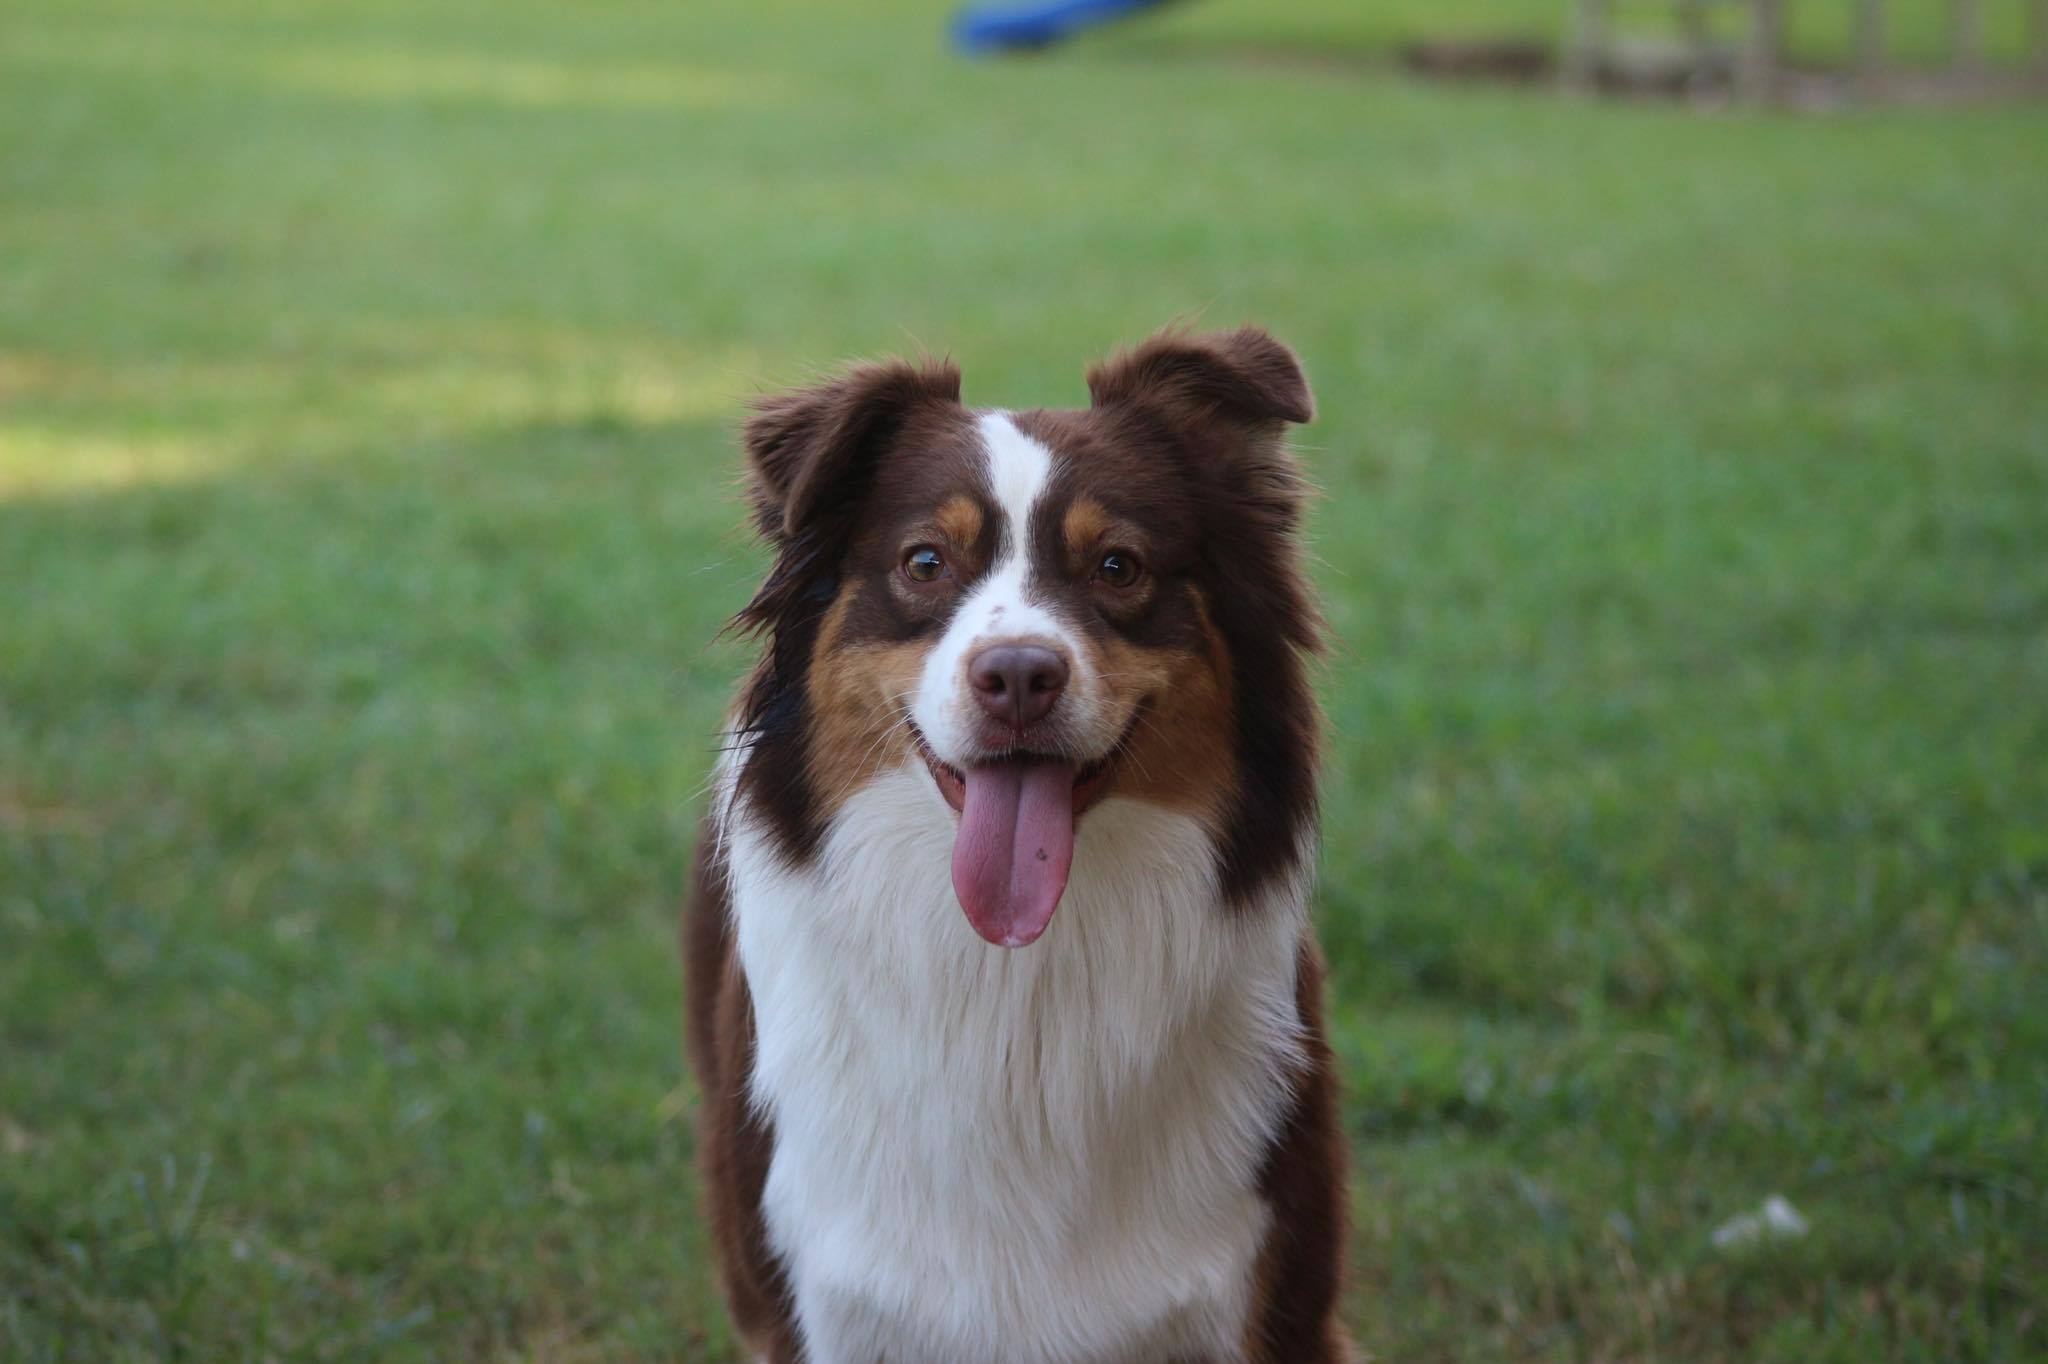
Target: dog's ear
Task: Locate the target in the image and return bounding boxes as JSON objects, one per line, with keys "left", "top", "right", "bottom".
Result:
{"left": 744, "top": 359, "right": 962, "bottom": 544}
{"left": 1088, "top": 325, "right": 1316, "bottom": 542}
{"left": 1085, "top": 325, "right": 1313, "bottom": 429}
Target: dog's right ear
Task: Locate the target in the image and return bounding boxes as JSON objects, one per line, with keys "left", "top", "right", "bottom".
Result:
{"left": 744, "top": 359, "right": 962, "bottom": 545}
{"left": 734, "top": 359, "right": 961, "bottom": 639}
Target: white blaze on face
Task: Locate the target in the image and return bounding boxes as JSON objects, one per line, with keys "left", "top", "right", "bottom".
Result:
{"left": 911, "top": 412, "right": 1122, "bottom": 948}
{"left": 910, "top": 411, "right": 1111, "bottom": 767}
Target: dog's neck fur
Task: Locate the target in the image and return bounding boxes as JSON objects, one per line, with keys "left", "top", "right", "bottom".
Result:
{"left": 719, "top": 757, "right": 1310, "bottom": 1364}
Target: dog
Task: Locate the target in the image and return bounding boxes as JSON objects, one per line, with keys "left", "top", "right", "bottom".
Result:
{"left": 685, "top": 325, "right": 1349, "bottom": 1363}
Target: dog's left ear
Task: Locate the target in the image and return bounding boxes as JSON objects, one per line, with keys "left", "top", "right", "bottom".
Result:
{"left": 1087, "top": 325, "right": 1316, "bottom": 546}
{"left": 1090, "top": 326, "right": 1323, "bottom": 658}
{"left": 1085, "top": 325, "right": 1313, "bottom": 429}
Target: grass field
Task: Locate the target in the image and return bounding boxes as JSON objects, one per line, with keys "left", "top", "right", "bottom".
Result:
{"left": 4, "top": 0, "right": 2046, "bottom": 1359}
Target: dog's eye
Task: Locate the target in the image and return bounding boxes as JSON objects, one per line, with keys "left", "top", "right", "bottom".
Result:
{"left": 902, "top": 546, "right": 948, "bottom": 584}
{"left": 1095, "top": 551, "right": 1142, "bottom": 589}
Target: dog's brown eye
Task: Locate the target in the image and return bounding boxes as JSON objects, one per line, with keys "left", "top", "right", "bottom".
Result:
{"left": 903, "top": 546, "right": 948, "bottom": 584}
{"left": 1096, "top": 551, "right": 1142, "bottom": 589}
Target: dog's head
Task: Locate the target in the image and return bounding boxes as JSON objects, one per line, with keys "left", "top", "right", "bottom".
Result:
{"left": 731, "top": 326, "right": 1322, "bottom": 946}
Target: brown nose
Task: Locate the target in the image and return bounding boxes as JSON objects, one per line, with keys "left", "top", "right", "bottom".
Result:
{"left": 969, "top": 645, "right": 1069, "bottom": 730}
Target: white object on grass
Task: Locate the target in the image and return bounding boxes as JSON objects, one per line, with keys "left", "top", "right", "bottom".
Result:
{"left": 1711, "top": 1194, "right": 1811, "bottom": 1249}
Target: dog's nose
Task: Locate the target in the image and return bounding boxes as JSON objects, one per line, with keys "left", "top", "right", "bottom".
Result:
{"left": 969, "top": 645, "right": 1069, "bottom": 730}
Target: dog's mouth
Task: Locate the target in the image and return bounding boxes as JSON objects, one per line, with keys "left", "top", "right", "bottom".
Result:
{"left": 912, "top": 731, "right": 1123, "bottom": 819}
{"left": 910, "top": 721, "right": 1133, "bottom": 950}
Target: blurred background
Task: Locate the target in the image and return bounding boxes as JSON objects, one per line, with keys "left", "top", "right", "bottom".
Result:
{"left": 2, "top": 0, "right": 2044, "bottom": 1358}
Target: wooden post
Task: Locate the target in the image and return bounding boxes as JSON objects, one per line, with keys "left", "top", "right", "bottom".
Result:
{"left": 1742, "top": 0, "right": 1785, "bottom": 102}
{"left": 1855, "top": 0, "right": 1886, "bottom": 92}
{"left": 1950, "top": 0, "right": 1983, "bottom": 75}
{"left": 1565, "top": 0, "right": 1611, "bottom": 91}
{"left": 1676, "top": 0, "right": 1713, "bottom": 94}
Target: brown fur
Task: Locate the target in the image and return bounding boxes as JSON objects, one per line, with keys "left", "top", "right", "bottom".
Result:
{"left": 1093, "top": 590, "right": 1240, "bottom": 835}
{"left": 683, "top": 828, "right": 801, "bottom": 1363}
{"left": 1245, "top": 946, "right": 1354, "bottom": 1364}
{"left": 801, "top": 594, "right": 929, "bottom": 819}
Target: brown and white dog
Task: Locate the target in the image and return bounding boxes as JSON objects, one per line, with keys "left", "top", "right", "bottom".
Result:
{"left": 685, "top": 326, "right": 1349, "bottom": 1363}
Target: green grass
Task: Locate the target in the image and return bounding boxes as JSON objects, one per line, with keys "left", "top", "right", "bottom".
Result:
{"left": 3, "top": 0, "right": 2045, "bottom": 1358}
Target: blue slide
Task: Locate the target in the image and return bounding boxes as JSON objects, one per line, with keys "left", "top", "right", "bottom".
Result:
{"left": 952, "top": 0, "right": 1183, "bottom": 54}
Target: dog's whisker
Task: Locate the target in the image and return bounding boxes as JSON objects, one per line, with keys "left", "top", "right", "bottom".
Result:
{"left": 837, "top": 703, "right": 919, "bottom": 803}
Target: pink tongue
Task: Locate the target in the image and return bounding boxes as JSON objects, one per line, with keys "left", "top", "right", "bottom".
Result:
{"left": 951, "top": 758, "right": 1077, "bottom": 948}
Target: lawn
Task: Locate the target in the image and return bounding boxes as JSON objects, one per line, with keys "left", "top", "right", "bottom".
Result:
{"left": 3, "top": 0, "right": 2045, "bottom": 1359}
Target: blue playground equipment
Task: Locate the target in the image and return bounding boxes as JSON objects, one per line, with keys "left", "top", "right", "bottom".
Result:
{"left": 952, "top": 0, "right": 1184, "bottom": 54}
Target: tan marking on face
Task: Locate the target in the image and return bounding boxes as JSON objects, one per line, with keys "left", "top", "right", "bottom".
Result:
{"left": 1087, "top": 586, "right": 1237, "bottom": 832}
{"left": 804, "top": 586, "right": 931, "bottom": 816}
{"left": 1062, "top": 498, "right": 1113, "bottom": 558}
{"left": 933, "top": 494, "right": 984, "bottom": 549}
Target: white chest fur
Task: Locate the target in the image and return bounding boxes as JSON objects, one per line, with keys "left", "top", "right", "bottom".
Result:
{"left": 721, "top": 762, "right": 1308, "bottom": 1364}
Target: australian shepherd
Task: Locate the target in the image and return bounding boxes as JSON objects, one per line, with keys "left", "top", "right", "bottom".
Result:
{"left": 685, "top": 326, "right": 1350, "bottom": 1363}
